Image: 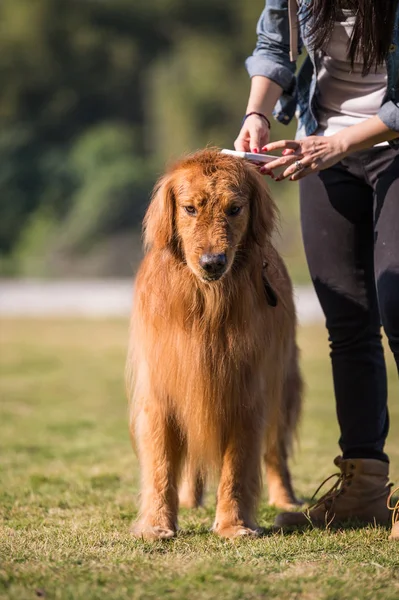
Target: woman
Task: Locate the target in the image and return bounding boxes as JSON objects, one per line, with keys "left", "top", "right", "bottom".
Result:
{"left": 235, "top": 0, "right": 399, "bottom": 539}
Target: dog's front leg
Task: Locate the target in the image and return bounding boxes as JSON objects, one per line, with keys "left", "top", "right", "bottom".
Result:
{"left": 132, "top": 405, "right": 182, "bottom": 540}
{"left": 213, "top": 420, "right": 263, "bottom": 539}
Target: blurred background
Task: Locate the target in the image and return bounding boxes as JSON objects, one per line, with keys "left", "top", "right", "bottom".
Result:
{"left": 1, "top": 6, "right": 398, "bottom": 596}
{"left": 0, "top": 0, "right": 308, "bottom": 285}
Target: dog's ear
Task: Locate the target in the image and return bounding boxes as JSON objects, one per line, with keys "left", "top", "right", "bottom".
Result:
{"left": 246, "top": 166, "right": 277, "bottom": 246}
{"left": 143, "top": 173, "right": 176, "bottom": 251}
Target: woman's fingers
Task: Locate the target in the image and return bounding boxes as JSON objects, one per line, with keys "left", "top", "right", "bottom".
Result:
{"left": 280, "top": 159, "right": 310, "bottom": 180}
{"left": 290, "top": 167, "right": 313, "bottom": 181}
{"left": 258, "top": 135, "right": 344, "bottom": 181}
{"left": 235, "top": 116, "right": 270, "bottom": 153}
{"left": 251, "top": 129, "right": 270, "bottom": 153}
{"left": 275, "top": 156, "right": 315, "bottom": 181}
{"left": 290, "top": 162, "right": 320, "bottom": 181}
{"left": 277, "top": 154, "right": 324, "bottom": 181}
{"left": 258, "top": 139, "right": 303, "bottom": 177}
{"left": 235, "top": 130, "right": 269, "bottom": 153}
{"left": 234, "top": 132, "right": 250, "bottom": 152}
{"left": 262, "top": 140, "right": 300, "bottom": 152}
{"left": 259, "top": 153, "right": 303, "bottom": 174}
{"left": 234, "top": 140, "right": 246, "bottom": 152}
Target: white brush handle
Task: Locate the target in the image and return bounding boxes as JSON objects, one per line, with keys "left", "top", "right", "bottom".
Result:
{"left": 221, "top": 149, "right": 279, "bottom": 163}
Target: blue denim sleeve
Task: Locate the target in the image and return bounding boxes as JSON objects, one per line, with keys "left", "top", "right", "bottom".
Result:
{"left": 378, "top": 100, "right": 399, "bottom": 149}
{"left": 378, "top": 100, "right": 399, "bottom": 132}
{"left": 245, "top": 0, "right": 300, "bottom": 93}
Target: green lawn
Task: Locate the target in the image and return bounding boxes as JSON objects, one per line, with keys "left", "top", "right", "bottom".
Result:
{"left": 0, "top": 319, "right": 398, "bottom": 600}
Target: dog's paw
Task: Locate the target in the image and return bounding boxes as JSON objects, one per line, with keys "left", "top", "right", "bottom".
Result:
{"left": 213, "top": 524, "right": 261, "bottom": 539}
{"left": 132, "top": 523, "right": 176, "bottom": 540}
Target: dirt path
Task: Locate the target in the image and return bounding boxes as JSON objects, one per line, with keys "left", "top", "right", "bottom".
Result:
{"left": 0, "top": 279, "right": 323, "bottom": 323}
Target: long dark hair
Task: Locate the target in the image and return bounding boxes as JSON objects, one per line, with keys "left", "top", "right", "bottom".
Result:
{"left": 304, "top": 0, "right": 398, "bottom": 75}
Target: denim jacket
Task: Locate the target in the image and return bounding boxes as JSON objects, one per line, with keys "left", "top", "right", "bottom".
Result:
{"left": 246, "top": 0, "right": 399, "bottom": 148}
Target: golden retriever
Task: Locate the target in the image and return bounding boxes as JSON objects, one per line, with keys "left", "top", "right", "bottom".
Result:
{"left": 126, "top": 149, "right": 302, "bottom": 539}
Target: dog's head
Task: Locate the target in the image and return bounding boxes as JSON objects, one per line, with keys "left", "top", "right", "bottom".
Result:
{"left": 144, "top": 149, "right": 277, "bottom": 282}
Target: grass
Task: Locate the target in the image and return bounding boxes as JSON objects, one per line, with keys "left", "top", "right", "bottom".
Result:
{"left": 0, "top": 318, "right": 398, "bottom": 600}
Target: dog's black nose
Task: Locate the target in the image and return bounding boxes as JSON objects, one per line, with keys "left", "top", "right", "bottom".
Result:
{"left": 199, "top": 253, "right": 227, "bottom": 277}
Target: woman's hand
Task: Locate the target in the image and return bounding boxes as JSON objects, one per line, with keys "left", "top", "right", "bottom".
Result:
{"left": 261, "top": 135, "right": 349, "bottom": 181}
{"left": 234, "top": 114, "right": 271, "bottom": 153}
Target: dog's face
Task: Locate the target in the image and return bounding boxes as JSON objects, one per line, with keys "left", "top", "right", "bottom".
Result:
{"left": 173, "top": 165, "right": 250, "bottom": 281}
{"left": 144, "top": 150, "right": 276, "bottom": 283}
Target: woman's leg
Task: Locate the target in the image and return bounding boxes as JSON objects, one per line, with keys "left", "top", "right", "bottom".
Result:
{"left": 367, "top": 149, "right": 399, "bottom": 373}
{"left": 299, "top": 157, "right": 389, "bottom": 462}
{"left": 274, "top": 155, "right": 392, "bottom": 530}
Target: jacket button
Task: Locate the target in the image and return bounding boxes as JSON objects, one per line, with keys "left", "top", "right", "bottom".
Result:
{"left": 284, "top": 115, "right": 290, "bottom": 121}
{"left": 389, "top": 44, "right": 396, "bottom": 52}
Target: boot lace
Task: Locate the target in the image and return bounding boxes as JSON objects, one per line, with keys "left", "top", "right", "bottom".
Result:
{"left": 387, "top": 485, "right": 399, "bottom": 529}
{"left": 305, "top": 458, "right": 355, "bottom": 527}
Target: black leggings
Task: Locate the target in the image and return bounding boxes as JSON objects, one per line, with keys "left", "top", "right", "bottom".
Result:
{"left": 299, "top": 146, "right": 399, "bottom": 463}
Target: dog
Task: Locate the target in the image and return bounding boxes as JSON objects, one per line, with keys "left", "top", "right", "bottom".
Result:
{"left": 126, "top": 149, "right": 303, "bottom": 539}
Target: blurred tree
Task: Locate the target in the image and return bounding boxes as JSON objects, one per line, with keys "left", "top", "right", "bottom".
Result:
{"left": 0, "top": 0, "right": 303, "bottom": 278}
{"left": 56, "top": 123, "right": 152, "bottom": 252}
{"left": 0, "top": 127, "right": 41, "bottom": 253}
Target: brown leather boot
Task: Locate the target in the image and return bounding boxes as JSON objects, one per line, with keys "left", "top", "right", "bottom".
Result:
{"left": 388, "top": 486, "right": 399, "bottom": 540}
{"left": 274, "top": 456, "right": 391, "bottom": 529}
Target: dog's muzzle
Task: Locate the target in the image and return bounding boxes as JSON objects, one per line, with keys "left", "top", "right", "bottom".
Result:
{"left": 199, "top": 253, "right": 227, "bottom": 281}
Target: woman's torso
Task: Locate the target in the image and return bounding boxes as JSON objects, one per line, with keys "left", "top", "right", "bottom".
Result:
{"left": 272, "top": 0, "right": 399, "bottom": 146}
{"left": 315, "top": 9, "right": 388, "bottom": 136}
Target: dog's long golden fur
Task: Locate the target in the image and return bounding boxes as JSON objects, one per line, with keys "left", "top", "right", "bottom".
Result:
{"left": 127, "top": 149, "right": 303, "bottom": 539}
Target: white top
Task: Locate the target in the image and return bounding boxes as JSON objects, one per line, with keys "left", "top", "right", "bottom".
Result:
{"left": 315, "top": 9, "right": 388, "bottom": 144}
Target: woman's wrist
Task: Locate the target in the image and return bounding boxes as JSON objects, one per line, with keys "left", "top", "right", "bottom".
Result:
{"left": 242, "top": 112, "right": 271, "bottom": 129}
{"left": 332, "top": 131, "right": 351, "bottom": 155}
{"left": 333, "top": 116, "right": 399, "bottom": 155}
{"left": 245, "top": 76, "right": 282, "bottom": 122}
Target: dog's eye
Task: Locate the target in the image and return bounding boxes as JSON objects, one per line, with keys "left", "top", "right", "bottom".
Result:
{"left": 184, "top": 205, "right": 197, "bottom": 216}
{"left": 227, "top": 205, "right": 242, "bottom": 216}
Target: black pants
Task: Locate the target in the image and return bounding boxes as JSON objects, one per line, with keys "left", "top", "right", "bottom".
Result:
{"left": 300, "top": 146, "right": 399, "bottom": 463}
